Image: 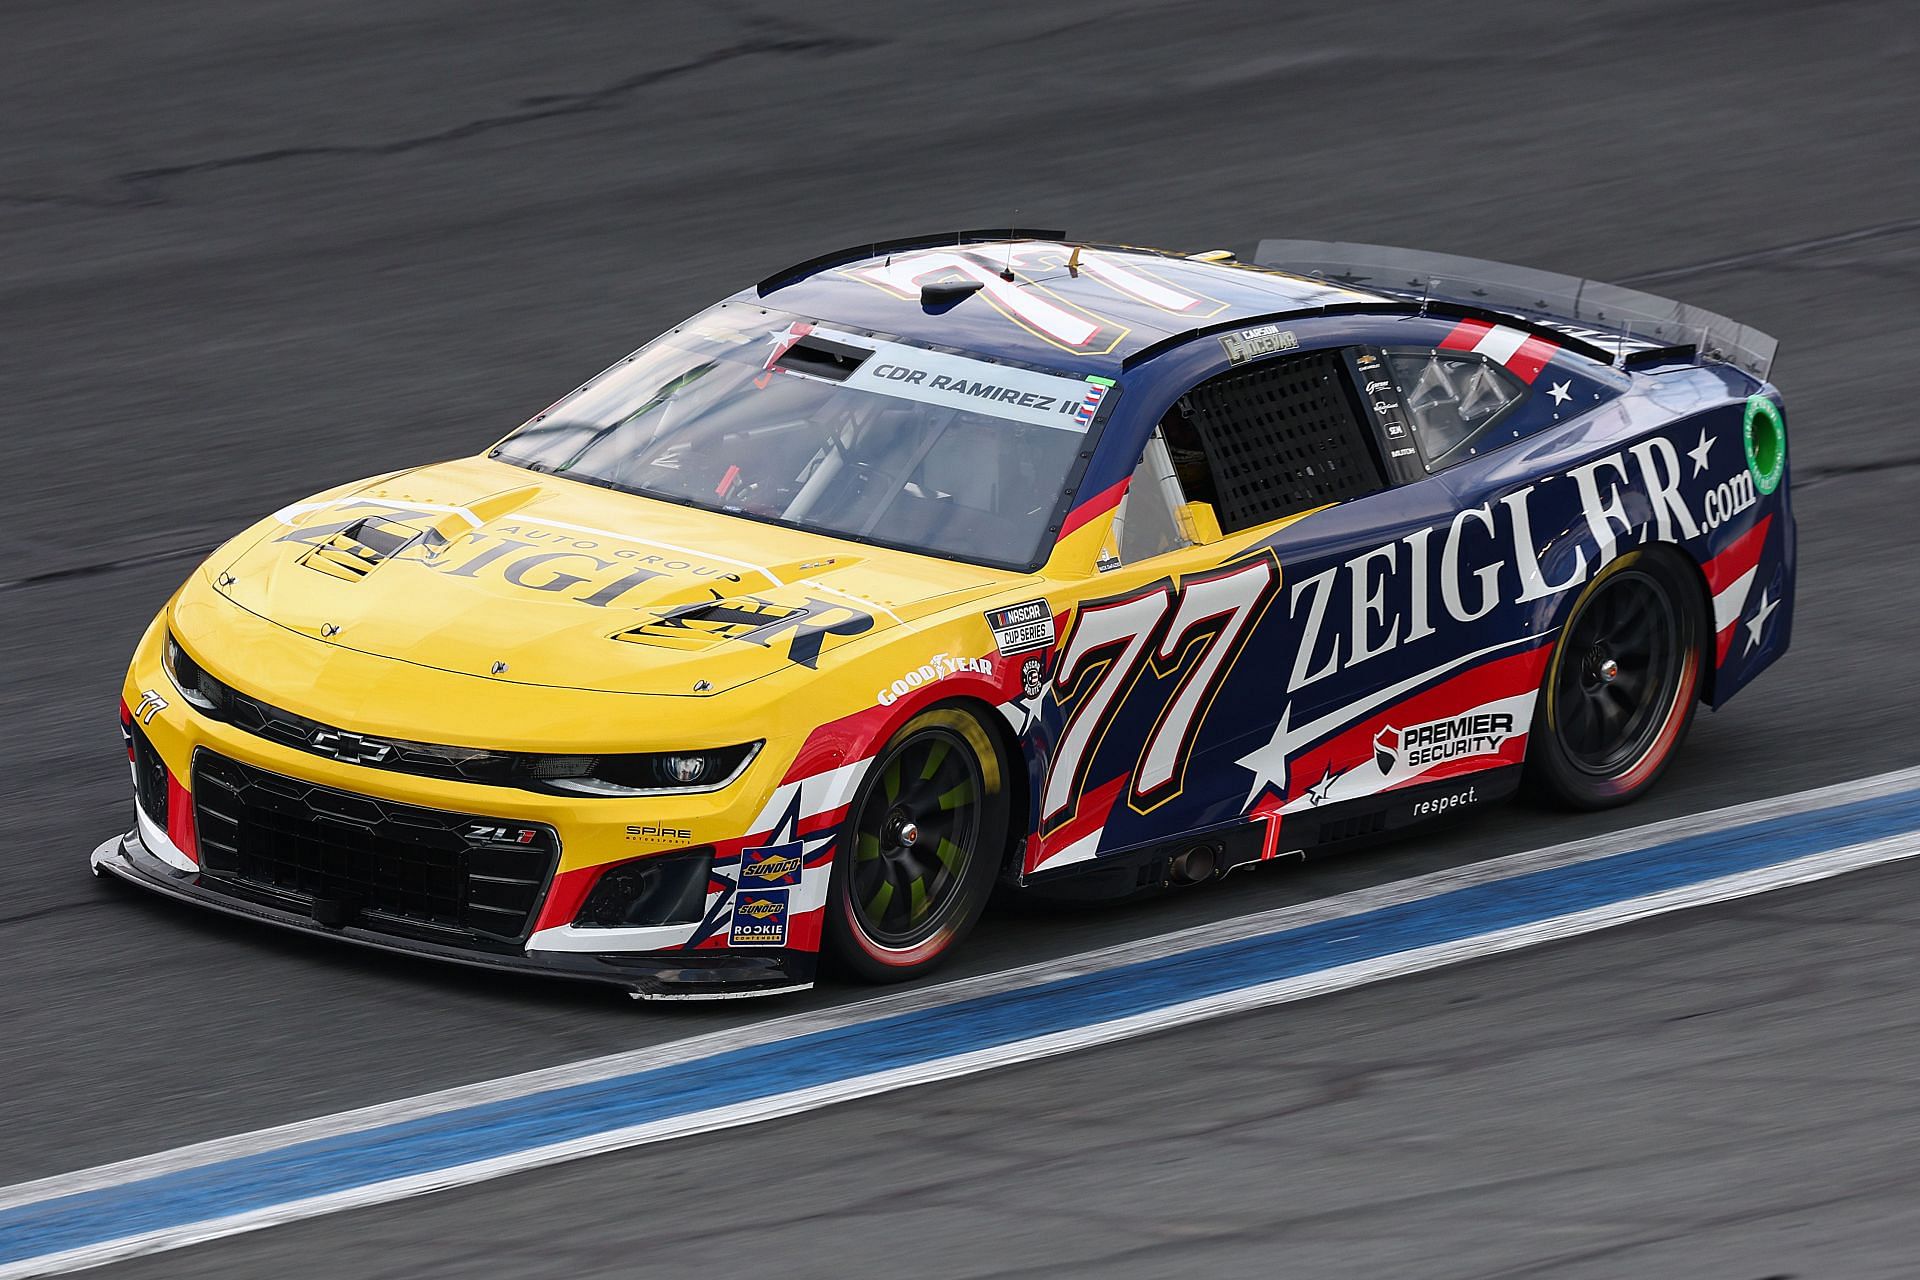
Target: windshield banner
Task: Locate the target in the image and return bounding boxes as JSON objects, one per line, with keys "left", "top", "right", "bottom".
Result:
{"left": 834, "top": 335, "right": 1107, "bottom": 432}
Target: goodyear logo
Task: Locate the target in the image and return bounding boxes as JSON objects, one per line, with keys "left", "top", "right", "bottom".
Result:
{"left": 729, "top": 889, "right": 790, "bottom": 947}
{"left": 740, "top": 842, "right": 803, "bottom": 887}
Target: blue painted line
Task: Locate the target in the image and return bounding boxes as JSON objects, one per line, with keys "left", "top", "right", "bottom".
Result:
{"left": 5, "top": 787, "right": 1918, "bottom": 1264}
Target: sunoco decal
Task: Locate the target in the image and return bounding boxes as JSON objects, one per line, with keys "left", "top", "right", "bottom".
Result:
{"left": 739, "top": 843, "right": 803, "bottom": 888}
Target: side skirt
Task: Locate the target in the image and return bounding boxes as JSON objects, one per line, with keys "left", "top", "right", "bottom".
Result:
{"left": 1015, "top": 766, "right": 1523, "bottom": 901}
{"left": 1276, "top": 766, "right": 1523, "bottom": 860}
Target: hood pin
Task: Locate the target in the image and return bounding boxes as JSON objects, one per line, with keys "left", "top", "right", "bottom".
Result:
{"left": 319, "top": 622, "right": 339, "bottom": 637}
{"left": 491, "top": 661, "right": 510, "bottom": 675}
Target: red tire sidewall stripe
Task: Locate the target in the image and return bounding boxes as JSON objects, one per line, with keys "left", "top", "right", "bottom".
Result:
{"left": 1612, "top": 642, "right": 1700, "bottom": 796}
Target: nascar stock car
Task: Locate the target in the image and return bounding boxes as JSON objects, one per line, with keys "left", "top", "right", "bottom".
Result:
{"left": 95, "top": 232, "right": 1794, "bottom": 998}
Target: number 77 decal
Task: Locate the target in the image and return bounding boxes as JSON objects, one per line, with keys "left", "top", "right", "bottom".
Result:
{"left": 1042, "top": 554, "right": 1279, "bottom": 831}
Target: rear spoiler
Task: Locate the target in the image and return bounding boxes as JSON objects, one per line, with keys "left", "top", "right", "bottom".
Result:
{"left": 1251, "top": 239, "right": 1778, "bottom": 381}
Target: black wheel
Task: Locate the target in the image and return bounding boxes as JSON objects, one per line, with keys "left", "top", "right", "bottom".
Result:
{"left": 825, "top": 706, "right": 1008, "bottom": 982}
{"left": 1527, "top": 551, "right": 1704, "bottom": 809}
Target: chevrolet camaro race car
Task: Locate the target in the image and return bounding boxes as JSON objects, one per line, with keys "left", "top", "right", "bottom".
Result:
{"left": 95, "top": 232, "right": 1794, "bottom": 998}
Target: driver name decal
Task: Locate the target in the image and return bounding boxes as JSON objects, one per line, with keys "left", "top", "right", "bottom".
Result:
{"left": 841, "top": 341, "right": 1107, "bottom": 431}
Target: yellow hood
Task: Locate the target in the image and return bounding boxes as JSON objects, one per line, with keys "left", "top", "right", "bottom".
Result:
{"left": 207, "top": 456, "right": 1018, "bottom": 696}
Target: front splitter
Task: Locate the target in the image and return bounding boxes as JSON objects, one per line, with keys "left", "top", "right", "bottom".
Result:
{"left": 90, "top": 830, "right": 815, "bottom": 1000}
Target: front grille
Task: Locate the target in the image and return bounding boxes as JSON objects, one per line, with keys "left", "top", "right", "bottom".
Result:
{"left": 192, "top": 751, "right": 558, "bottom": 944}
{"left": 218, "top": 683, "right": 532, "bottom": 786}
{"left": 130, "top": 722, "right": 168, "bottom": 828}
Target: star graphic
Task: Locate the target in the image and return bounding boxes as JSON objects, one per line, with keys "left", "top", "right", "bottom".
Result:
{"left": 1235, "top": 703, "right": 1292, "bottom": 810}
{"left": 1688, "top": 427, "right": 1716, "bottom": 476}
{"left": 686, "top": 779, "right": 834, "bottom": 948}
{"left": 1547, "top": 380, "right": 1572, "bottom": 406}
{"left": 1305, "top": 763, "right": 1344, "bottom": 807}
{"left": 1744, "top": 588, "right": 1779, "bottom": 653}
{"left": 1010, "top": 687, "right": 1047, "bottom": 736}
{"left": 762, "top": 321, "right": 813, "bottom": 370}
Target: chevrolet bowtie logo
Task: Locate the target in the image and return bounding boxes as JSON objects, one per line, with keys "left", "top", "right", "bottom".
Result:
{"left": 309, "top": 728, "right": 394, "bottom": 765}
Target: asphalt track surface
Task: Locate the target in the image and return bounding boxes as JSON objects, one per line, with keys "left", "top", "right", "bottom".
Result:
{"left": 3, "top": 1, "right": 1918, "bottom": 1274}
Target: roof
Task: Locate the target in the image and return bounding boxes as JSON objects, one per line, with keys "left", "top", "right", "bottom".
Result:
{"left": 747, "top": 237, "right": 1394, "bottom": 372}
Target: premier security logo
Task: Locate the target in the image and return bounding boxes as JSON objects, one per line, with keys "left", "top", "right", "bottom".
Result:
{"left": 1374, "top": 712, "right": 1516, "bottom": 774}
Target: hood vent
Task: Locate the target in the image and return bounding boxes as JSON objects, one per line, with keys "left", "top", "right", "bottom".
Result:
{"left": 299, "top": 516, "right": 447, "bottom": 581}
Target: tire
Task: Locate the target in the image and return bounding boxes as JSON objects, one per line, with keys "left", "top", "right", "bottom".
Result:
{"left": 825, "top": 705, "right": 1010, "bottom": 982}
{"left": 1526, "top": 550, "right": 1705, "bottom": 810}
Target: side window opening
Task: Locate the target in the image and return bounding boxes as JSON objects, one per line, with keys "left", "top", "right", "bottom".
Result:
{"left": 1157, "top": 348, "right": 1386, "bottom": 536}
{"left": 1387, "top": 351, "right": 1525, "bottom": 469}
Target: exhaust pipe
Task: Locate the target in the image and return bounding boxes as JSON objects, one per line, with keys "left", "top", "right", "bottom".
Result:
{"left": 1166, "top": 844, "right": 1217, "bottom": 886}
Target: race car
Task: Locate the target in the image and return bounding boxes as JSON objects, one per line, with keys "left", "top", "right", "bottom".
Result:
{"left": 94, "top": 232, "right": 1794, "bottom": 998}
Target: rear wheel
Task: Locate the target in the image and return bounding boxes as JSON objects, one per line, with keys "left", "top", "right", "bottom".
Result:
{"left": 825, "top": 706, "right": 1008, "bottom": 982}
{"left": 1527, "top": 551, "right": 1704, "bottom": 809}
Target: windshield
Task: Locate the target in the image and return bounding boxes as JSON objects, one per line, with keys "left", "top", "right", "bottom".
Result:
{"left": 491, "top": 303, "right": 1113, "bottom": 569}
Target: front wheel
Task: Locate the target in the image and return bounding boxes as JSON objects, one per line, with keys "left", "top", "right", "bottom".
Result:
{"left": 825, "top": 706, "right": 1009, "bottom": 982}
{"left": 1527, "top": 551, "right": 1704, "bottom": 809}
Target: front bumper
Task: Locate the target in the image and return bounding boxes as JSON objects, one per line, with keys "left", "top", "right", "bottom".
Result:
{"left": 92, "top": 827, "right": 815, "bottom": 999}
{"left": 111, "top": 606, "right": 853, "bottom": 999}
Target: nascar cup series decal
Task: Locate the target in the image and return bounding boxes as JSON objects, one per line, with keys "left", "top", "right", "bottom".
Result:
{"left": 986, "top": 600, "right": 1056, "bottom": 657}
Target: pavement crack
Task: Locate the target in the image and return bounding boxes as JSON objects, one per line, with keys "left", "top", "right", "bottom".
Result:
{"left": 7, "top": 30, "right": 882, "bottom": 211}
{"left": 1617, "top": 214, "right": 1920, "bottom": 287}
{"left": 0, "top": 542, "right": 219, "bottom": 595}
{"left": 124, "top": 35, "right": 865, "bottom": 187}
{"left": 1793, "top": 454, "right": 1920, "bottom": 489}
{"left": 0, "top": 190, "right": 127, "bottom": 211}
{"left": 0, "top": 899, "right": 114, "bottom": 928}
